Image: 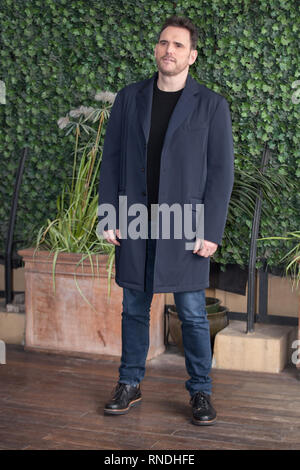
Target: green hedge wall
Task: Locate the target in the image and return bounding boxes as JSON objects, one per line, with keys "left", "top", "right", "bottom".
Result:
{"left": 0, "top": 0, "right": 299, "bottom": 270}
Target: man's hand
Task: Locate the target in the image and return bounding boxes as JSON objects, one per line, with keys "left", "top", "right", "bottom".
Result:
{"left": 102, "top": 229, "right": 122, "bottom": 246}
{"left": 193, "top": 238, "right": 218, "bottom": 257}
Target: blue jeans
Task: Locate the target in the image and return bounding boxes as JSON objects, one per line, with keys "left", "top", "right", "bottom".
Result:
{"left": 119, "top": 220, "right": 212, "bottom": 397}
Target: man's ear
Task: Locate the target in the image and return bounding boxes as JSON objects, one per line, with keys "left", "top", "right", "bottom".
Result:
{"left": 189, "top": 49, "right": 198, "bottom": 65}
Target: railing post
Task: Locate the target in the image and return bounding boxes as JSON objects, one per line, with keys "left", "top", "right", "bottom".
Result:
{"left": 4, "top": 147, "right": 28, "bottom": 305}
{"left": 246, "top": 145, "right": 271, "bottom": 333}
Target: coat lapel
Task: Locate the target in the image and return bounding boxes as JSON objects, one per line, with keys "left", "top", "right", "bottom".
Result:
{"left": 136, "top": 72, "right": 156, "bottom": 144}
{"left": 136, "top": 71, "right": 201, "bottom": 152}
{"left": 162, "top": 73, "right": 200, "bottom": 153}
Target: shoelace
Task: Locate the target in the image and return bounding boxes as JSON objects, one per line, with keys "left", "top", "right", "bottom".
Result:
{"left": 112, "top": 383, "right": 128, "bottom": 400}
{"left": 190, "top": 392, "right": 210, "bottom": 410}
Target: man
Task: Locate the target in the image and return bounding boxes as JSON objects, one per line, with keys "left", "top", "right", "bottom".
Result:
{"left": 97, "top": 16, "right": 234, "bottom": 426}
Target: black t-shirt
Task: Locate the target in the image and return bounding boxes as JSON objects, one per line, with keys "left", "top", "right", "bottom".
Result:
{"left": 146, "top": 78, "right": 183, "bottom": 219}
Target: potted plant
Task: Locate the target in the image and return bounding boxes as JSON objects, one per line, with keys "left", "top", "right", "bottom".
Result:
{"left": 18, "top": 92, "right": 165, "bottom": 360}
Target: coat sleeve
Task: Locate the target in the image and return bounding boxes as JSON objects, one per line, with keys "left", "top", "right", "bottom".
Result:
{"left": 97, "top": 89, "right": 124, "bottom": 232}
{"left": 203, "top": 97, "right": 234, "bottom": 245}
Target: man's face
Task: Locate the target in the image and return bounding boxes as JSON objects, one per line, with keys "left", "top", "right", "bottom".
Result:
{"left": 154, "top": 26, "right": 197, "bottom": 77}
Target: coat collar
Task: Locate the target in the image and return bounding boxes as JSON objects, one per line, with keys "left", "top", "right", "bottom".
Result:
{"left": 136, "top": 70, "right": 201, "bottom": 148}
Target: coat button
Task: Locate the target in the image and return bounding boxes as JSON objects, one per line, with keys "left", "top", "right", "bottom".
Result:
{"left": 141, "top": 168, "right": 145, "bottom": 172}
{"left": 142, "top": 191, "right": 146, "bottom": 196}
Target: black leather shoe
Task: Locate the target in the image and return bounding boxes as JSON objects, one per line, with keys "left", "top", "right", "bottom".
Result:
{"left": 104, "top": 383, "right": 142, "bottom": 415}
{"left": 190, "top": 391, "right": 217, "bottom": 426}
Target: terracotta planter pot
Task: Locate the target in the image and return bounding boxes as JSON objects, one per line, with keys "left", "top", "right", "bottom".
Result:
{"left": 18, "top": 248, "right": 165, "bottom": 360}
{"left": 167, "top": 305, "right": 229, "bottom": 354}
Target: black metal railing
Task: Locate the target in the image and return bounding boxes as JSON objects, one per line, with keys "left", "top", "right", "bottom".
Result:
{"left": 4, "top": 147, "right": 28, "bottom": 305}
{"left": 246, "top": 144, "right": 270, "bottom": 333}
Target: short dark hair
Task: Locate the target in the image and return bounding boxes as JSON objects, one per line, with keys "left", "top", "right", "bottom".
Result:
{"left": 158, "top": 16, "right": 198, "bottom": 50}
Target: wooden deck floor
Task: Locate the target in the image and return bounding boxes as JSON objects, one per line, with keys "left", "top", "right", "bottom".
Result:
{"left": 0, "top": 344, "right": 300, "bottom": 450}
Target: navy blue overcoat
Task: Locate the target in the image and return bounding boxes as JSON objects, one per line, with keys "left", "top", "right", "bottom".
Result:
{"left": 98, "top": 71, "right": 234, "bottom": 293}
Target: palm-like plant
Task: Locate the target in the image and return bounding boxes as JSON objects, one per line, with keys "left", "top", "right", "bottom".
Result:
{"left": 228, "top": 163, "right": 286, "bottom": 221}
{"left": 224, "top": 159, "right": 293, "bottom": 249}
{"left": 257, "top": 231, "right": 300, "bottom": 290}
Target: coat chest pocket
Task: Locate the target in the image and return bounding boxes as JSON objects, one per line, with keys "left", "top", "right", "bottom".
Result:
{"left": 181, "top": 124, "right": 208, "bottom": 133}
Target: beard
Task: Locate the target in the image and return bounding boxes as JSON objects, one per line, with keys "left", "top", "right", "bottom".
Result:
{"left": 155, "top": 56, "right": 188, "bottom": 77}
